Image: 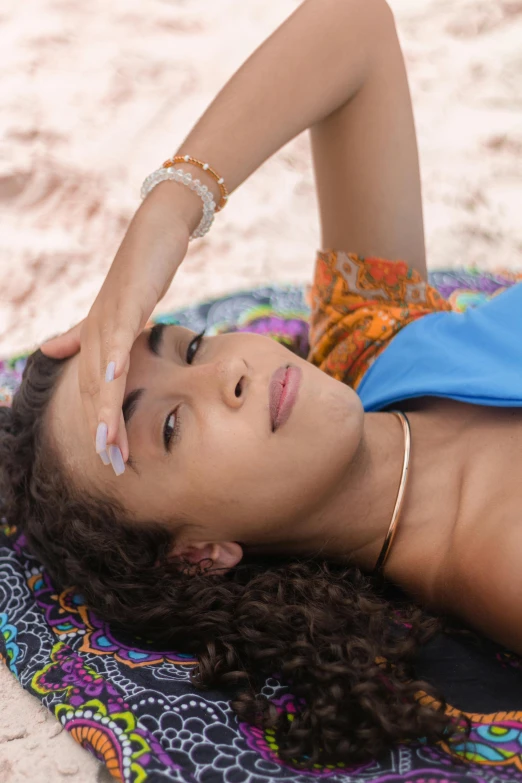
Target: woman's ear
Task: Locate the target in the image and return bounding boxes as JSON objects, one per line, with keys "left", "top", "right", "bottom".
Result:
{"left": 169, "top": 540, "right": 243, "bottom": 573}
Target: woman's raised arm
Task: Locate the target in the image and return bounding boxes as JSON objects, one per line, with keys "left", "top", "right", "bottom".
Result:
{"left": 168, "top": 0, "right": 420, "bottom": 259}
{"left": 310, "top": 5, "right": 425, "bottom": 272}
{"left": 43, "top": 0, "right": 419, "bottom": 473}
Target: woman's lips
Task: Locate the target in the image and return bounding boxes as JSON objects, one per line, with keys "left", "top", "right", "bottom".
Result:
{"left": 269, "top": 365, "right": 302, "bottom": 431}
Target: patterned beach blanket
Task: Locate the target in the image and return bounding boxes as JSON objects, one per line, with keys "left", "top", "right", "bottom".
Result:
{"left": 2, "top": 267, "right": 522, "bottom": 783}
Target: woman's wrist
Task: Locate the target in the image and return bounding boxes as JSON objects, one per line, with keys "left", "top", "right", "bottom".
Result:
{"left": 140, "top": 177, "right": 217, "bottom": 239}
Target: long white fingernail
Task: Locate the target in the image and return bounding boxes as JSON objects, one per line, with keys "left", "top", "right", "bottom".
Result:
{"left": 108, "top": 445, "right": 125, "bottom": 476}
{"left": 96, "top": 422, "right": 108, "bottom": 454}
{"left": 99, "top": 449, "right": 110, "bottom": 466}
{"left": 105, "top": 361, "right": 116, "bottom": 383}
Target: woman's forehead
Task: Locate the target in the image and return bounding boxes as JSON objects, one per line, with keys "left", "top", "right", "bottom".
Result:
{"left": 47, "top": 354, "right": 107, "bottom": 483}
{"left": 46, "top": 324, "right": 198, "bottom": 479}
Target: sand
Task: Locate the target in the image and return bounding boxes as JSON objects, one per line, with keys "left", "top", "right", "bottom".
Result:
{"left": 1, "top": 0, "right": 521, "bottom": 779}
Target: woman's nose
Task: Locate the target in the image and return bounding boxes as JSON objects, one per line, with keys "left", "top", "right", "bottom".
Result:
{"left": 185, "top": 357, "right": 247, "bottom": 409}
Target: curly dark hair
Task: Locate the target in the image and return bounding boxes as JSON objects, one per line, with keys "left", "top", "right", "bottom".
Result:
{"left": 0, "top": 349, "right": 469, "bottom": 765}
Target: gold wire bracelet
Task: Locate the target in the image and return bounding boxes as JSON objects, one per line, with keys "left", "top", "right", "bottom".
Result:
{"left": 162, "top": 155, "right": 229, "bottom": 212}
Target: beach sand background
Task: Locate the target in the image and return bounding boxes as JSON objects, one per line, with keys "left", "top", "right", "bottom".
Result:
{"left": 1, "top": 0, "right": 521, "bottom": 779}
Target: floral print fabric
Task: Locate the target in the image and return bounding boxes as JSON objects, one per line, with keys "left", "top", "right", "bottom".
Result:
{"left": 307, "top": 250, "right": 452, "bottom": 389}
{"left": 3, "top": 270, "right": 522, "bottom": 781}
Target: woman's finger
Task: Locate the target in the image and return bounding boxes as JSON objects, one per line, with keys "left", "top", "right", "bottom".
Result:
{"left": 78, "top": 329, "right": 106, "bottom": 447}
{"left": 96, "top": 365, "right": 130, "bottom": 467}
{"left": 80, "top": 359, "right": 130, "bottom": 471}
{"left": 78, "top": 300, "right": 142, "bottom": 452}
{"left": 93, "top": 306, "right": 146, "bottom": 446}
{"left": 107, "top": 412, "right": 129, "bottom": 476}
{"left": 40, "top": 321, "right": 84, "bottom": 358}
{"left": 81, "top": 389, "right": 111, "bottom": 467}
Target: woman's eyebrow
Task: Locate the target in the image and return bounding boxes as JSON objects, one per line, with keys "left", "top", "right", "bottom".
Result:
{"left": 121, "top": 323, "right": 170, "bottom": 426}
{"left": 122, "top": 388, "right": 145, "bottom": 475}
{"left": 123, "top": 388, "right": 145, "bottom": 425}
{"left": 148, "top": 322, "right": 168, "bottom": 356}
{"left": 119, "top": 323, "right": 173, "bottom": 473}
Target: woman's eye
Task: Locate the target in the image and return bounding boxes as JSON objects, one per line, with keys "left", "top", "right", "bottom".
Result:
{"left": 163, "top": 331, "right": 206, "bottom": 451}
{"left": 163, "top": 331, "right": 206, "bottom": 452}
{"left": 163, "top": 410, "right": 179, "bottom": 451}
{"left": 186, "top": 331, "right": 205, "bottom": 365}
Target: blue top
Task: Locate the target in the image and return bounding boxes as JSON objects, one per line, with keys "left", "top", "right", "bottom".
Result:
{"left": 357, "top": 283, "right": 522, "bottom": 412}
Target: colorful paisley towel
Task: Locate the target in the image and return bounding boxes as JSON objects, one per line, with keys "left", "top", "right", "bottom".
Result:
{"left": 2, "top": 268, "right": 522, "bottom": 783}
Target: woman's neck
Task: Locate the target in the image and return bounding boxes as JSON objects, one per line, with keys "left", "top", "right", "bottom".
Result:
{"left": 267, "top": 409, "right": 467, "bottom": 607}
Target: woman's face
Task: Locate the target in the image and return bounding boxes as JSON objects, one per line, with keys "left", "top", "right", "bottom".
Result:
{"left": 49, "top": 326, "right": 363, "bottom": 550}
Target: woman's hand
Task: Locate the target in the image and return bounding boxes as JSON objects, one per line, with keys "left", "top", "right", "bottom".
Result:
{"left": 41, "top": 184, "right": 195, "bottom": 474}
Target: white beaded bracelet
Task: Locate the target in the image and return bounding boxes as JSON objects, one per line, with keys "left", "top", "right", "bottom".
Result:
{"left": 140, "top": 166, "right": 216, "bottom": 240}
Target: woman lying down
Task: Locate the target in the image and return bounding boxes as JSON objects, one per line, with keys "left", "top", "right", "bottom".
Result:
{"left": 2, "top": 0, "right": 522, "bottom": 767}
